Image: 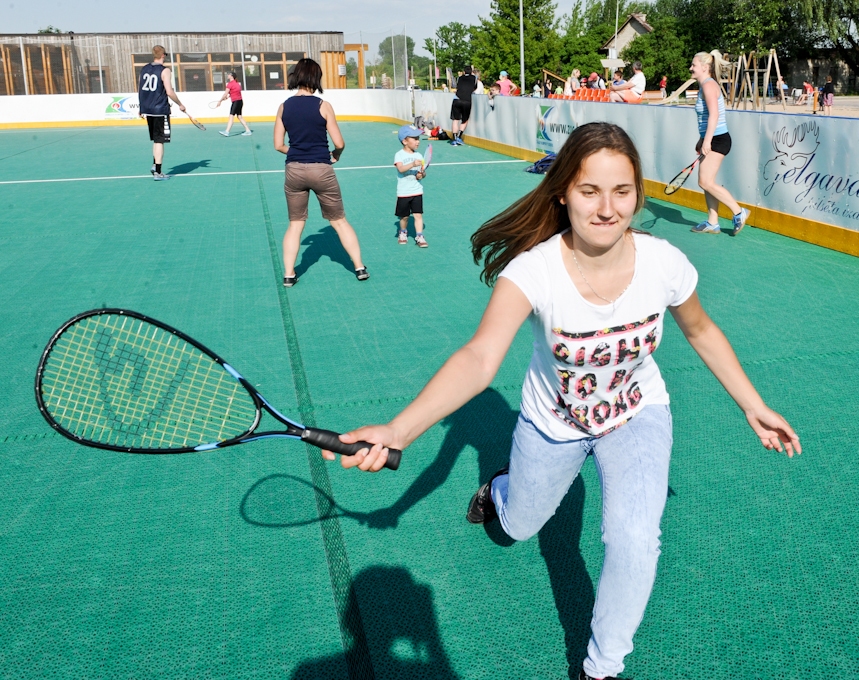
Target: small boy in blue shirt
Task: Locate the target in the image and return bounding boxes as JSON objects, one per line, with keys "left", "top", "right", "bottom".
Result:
{"left": 394, "top": 125, "right": 428, "bottom": 247}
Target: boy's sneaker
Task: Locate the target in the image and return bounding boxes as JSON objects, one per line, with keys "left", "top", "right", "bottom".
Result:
{"left": 241, "top": 130, "right": 253, "bottom": 136}
{"left": 153, "top": 172, "right": 170, "bottom": 181}
{"left": 731, "top": 207, "right": 750, "bottom": 236}
{"left": 397, "top": 230, "right": 408, "bottom": 245}
{"left": 578, "top": 670, "right": 627, "bottom": 680}
{"left": 466, "top": 468, "right": 508, "bottom": 524}
{"left": 415, "top": 233, "right": 428, "bottom": 248}
{"left": 690, "top": 220, "right": 720, "bottom": 234}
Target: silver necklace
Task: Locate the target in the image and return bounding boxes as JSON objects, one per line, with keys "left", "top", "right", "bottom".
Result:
{"left": 570, "top": 235, "right": 635, "bottom": 306}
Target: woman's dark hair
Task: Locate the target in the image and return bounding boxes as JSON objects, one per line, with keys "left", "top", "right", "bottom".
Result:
{"left": 229, "top": 71, "right": 237, "bottom": 79}
{"left": 288, "top": 58, "right": 324, "bottom": 93}
{"left": 471, "top": 122, "right": 645, "bottom": 284}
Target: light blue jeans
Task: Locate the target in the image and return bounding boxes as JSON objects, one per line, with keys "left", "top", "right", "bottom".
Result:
{"left": 491, "top": 405, "right": 673, "bottom": 678}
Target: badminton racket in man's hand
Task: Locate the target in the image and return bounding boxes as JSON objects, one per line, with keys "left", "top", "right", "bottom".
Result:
{"left": 184, "top": 110, "right": 206, "bottom": 131}
{"left": 664, "top": 154, "right": 704, "bottom": 195}
{"left": 35, "top": 309, "right": 402, "bottom": 470}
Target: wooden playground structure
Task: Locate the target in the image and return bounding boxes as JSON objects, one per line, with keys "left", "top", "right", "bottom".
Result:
{"left": 660, "top": 49, "right": 787, "bottom": 110}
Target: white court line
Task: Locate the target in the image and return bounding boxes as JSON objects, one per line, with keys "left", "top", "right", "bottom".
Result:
{"left": 0, "top": 159, "right": 526, "bottom": 186}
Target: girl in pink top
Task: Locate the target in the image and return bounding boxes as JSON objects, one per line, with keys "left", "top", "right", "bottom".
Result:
{"left": 216, "top": 72, "right": 252, "bottom": 137}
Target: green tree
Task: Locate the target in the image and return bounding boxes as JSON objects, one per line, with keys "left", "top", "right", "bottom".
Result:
{"left": 799, "top": 0, "right": 859, "bottom": 77}
{"left": 424, "top": 22, "right": 474, "bottom": 74}
{"left": 470, "top": 0, "right": 561, "bottom": 89}
{"left": 38, "top": 25, "right": 62, "bottom": 34}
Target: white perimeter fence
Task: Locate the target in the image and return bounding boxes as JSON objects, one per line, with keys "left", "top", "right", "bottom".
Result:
{"left": 416, "top": 91, "right": 859, "bottom": 238}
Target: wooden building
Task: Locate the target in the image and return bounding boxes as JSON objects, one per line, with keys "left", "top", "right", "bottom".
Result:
{"left": 0, "top": 32, "right": 348, "bottom": 95}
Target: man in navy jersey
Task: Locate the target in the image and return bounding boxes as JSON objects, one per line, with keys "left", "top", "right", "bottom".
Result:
{"left": 138, "top": 45, "right": 186, "bottom": 181}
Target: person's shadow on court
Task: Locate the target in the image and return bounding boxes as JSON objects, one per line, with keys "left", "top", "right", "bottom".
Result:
{"left": 295, "top": 226, "right": 354, "bottom": 277}
{"left": 360, "top": 387, "right": 595, "bottom": 678}
{"left": 165, "top": 159, "right": 212, "bottom": 175}
{"left": 290, "top": 565, "right": 460, "bottom": 679}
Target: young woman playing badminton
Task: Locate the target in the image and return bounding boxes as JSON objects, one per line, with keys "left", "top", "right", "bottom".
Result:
{"left": 274, "top": 58, "right": 369, "bottom": 286}
{"left": 324, "top": 122, "right": 800, "bottom": 679}
{"left": 689, "top": 51, "right": 750, "bottom": 235}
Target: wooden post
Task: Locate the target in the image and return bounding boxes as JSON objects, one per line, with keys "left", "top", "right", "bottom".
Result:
{"left": 344, "top": 43, "right": 367, "bottom": 88}
{"left": 771, "top": 49, "right": 787, "bottom": 110}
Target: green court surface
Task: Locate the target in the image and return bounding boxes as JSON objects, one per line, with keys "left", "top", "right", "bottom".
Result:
{"left": 1, "top": 122, "right": 857, "bottom": 679}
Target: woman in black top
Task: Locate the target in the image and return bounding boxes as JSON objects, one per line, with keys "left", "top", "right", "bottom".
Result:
{"left": 274, "top": 59, "right": 368, "bottom": 286}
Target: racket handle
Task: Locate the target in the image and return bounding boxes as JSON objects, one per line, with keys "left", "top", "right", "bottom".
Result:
{"left": 301, "top": 428, "right": 401, "bottom": 471}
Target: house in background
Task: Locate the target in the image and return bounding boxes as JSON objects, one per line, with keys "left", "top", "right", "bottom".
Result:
{"left": 601, "top": 14, "right": 654, "bottom": 59}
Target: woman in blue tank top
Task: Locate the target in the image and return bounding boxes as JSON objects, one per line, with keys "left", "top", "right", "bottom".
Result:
{"left": 689, "top": 51, "right": 750, "bottom": 236}
{"left": 273, "top": 58, "right": 368, "bottom": 286}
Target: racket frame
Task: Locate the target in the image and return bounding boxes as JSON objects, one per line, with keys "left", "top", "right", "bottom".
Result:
{"left": 422, "top": 144, "right": 433, "bottom": 170}
{"left": 35, "top": 309, "right": 401, "bottom": 469}
{"left": 664, "top": 154, "right": 704, "bottom": 195}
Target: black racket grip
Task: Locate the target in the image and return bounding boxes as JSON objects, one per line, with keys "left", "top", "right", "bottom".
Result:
{"left": 301, "top": 428, "right": 401, "bottom": 471}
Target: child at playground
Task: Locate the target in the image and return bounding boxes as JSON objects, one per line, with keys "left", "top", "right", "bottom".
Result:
{"left": 659, "top": 75, "right": 667, "bottom": 98}
{"left": 394, "top": 125, "right": 428, "bottom": 247}
{"left": 216, "top": 72, "right": 252, "bottom": 137}
{"left": 324, "top": 121, "right": 800, "bottom": 680}
{"left": 822, "top": 76, "right": 835, "bottom": 116}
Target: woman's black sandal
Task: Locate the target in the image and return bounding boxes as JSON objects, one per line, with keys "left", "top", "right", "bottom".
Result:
{"left": 283, "top": 274, "right": 299, "bottom": 287}
{"left": 354, "top": 267, "right": 370, "bottom": 281}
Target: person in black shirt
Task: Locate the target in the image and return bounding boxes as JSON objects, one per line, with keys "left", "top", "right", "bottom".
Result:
{"left": 138, "top": 45, "right": 186, "bottom": 180}
{"left": 450, "top": 65, "right": 478, "bottom": 146}
{"left": 821, "top": 76, "right": 835, "bottom": 116}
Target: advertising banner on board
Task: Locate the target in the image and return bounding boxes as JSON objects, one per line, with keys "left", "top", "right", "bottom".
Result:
{"left": 105, "top": 95, "right": 139, "bottom": 120}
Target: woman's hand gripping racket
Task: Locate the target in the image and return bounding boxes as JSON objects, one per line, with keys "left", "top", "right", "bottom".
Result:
{"left": 34, "top": 309, "right": 401, "bottom": 470}
{"left": 208, "top": 100, "right": 222, "bottom": 109}
{"left": 664, "top": 154, "right": 704, "bottom": 195}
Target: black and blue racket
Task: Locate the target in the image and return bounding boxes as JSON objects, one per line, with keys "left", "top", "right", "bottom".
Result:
{"left": 35, "top": 309, "right": 401, "bottom": 470}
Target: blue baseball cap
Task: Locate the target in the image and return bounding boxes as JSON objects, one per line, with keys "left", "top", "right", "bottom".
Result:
{"left": 500, "top": 70, "right": 508, "bottom": 76}
{"left": 397, "top": 124, "right": 423, "bottom": 143}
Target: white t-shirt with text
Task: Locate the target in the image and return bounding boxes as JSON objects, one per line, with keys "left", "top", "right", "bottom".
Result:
{"left": 499, "top": 231, "right": 698, "bottom": 440}
{"left": 394, "top": 149, "right": 424, "bottom": 197}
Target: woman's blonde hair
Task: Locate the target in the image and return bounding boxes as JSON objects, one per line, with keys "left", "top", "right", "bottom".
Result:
{"left": 693, "top": 50, "right": 728, "bottom": 79}
{"left": 471, "top": 122, "right": 645, "bottom": 285}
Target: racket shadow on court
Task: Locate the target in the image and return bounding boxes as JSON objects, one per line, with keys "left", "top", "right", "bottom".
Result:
{"left": 640, "top": 199, "right": 700, "bottom": 230}
{"left": 165, "top": 159, "right": 213, "bottom": 176}
{"left": 289, "top": 565, "right": 461, "bottom": 679}
{"left": 295, "top": 226, "right": 355, "bottom": 277}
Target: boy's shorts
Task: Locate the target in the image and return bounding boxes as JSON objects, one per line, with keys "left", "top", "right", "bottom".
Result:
{"left": 146, "top": 115, "right": 171, "bottom": 143}
{"left": 395, "top": 194, "right": 423, "bottom": 218}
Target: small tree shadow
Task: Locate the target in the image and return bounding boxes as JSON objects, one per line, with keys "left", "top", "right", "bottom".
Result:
{"left": 295, "top": 225, "right": 354, "bottom": 277}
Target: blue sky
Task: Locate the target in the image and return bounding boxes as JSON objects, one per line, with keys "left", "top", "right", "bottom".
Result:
{"left": 0, "top": 0, "right": 512, "bottom": 58}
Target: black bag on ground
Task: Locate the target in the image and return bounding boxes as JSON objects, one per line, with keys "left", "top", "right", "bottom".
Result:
{"left": 437, "top": 129, "right": 451, "bottom": 140}
{"left": 525, "top": 153, "right": 556, "bottom": 174}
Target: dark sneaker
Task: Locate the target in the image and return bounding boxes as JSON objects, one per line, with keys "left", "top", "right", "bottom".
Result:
{"left": 578, "top": 669, "right": 629, "bottom": 680}
{"left": 466, "top": 468, "right": 508, "bottom": 524}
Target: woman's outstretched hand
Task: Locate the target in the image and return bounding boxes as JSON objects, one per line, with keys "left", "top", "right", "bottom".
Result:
{"left": 321, "top": 424, "right": 406, "bottom": 472}
{"left": 744, "top": 406, "right": 802, "bottom": 457}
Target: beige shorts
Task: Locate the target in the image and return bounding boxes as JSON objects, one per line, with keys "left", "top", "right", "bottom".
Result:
{"left": 284, "top": 163, "right": 346, "bottom": 222}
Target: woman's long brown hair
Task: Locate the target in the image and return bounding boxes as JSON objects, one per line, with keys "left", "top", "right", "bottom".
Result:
{"left": 471, "top": 122, "right": 645, "bottom": 284}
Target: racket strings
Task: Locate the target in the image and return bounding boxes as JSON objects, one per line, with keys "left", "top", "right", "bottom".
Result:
{"left": 41, "top": 314, "right": 257, "bottom": 449}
